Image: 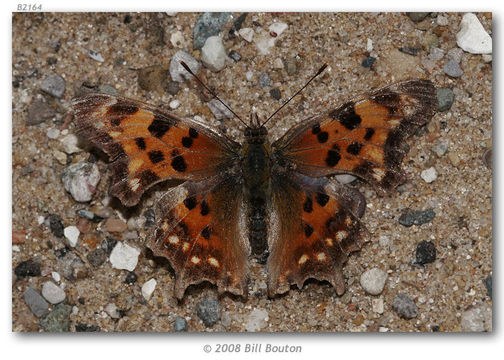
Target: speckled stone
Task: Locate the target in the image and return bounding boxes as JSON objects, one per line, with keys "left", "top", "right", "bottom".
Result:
{"left": 258, "top": 72, "right": 271, "bottom": 87}
{"left": 40, "top": 74, "right": 65, "bottom": 98}
{"left": 407, "top": 12, "right": 430, "bottom": 22}
{"left": 443, "top": 60, "right": 463, "bottom": 78}
{"left": 174, "top": 317, "right": 188, "bottom": 332}
{"left": 87, "top": 248, "right": 107, "bottom": 267}
{"left": 392, "top": 294, "right": 418, "bottom": 319}
{"left": 270, "top": 88, "right": 281, "bottom": 100}
{"left": 25, "top": 98, "right": 56, "bottom": 125}
{"left": 41, "top": 281, "right": 66, "bottom": 304}
{"left": 61, "top": 162, "right": 100, "bottom": 202}
{"left": 196, "top": 297, "right": 221, "bottom": 327}
{"left": 360, "top": 268, "right": 388, "bottom": 295}
{"left": 245, "top": 308, "right": 269, "bottom": 332}
{"left": 437, "top": 88, "right": 455, "bottom": 112}
{"left": 24, "top": 287, "right": 50, "bottom": 317}
{"left": 228, "top": 50, "right": 242, "bottom": 62}
{"left": 124, "top": 271, "right": 138, "bottom": 285}
{"left": 40, "top": 303, "right": 72, "bottom": 332}
{"left": 193, "top": 12, "right": 231, "bottom": 50}
{"left": 415, "top": 240, "right": 437, "bottom": 265}
{"left": 45, "top": 214, "right": 64, "bottom": 238}
{"left": 361, "top": 56, "right": 376, "bottom": 68}
{"left": 398, "top": 209, "right": 436, "bottom": 227}
{"left": 15, "top": 258, "right": 41, "bottom": 277}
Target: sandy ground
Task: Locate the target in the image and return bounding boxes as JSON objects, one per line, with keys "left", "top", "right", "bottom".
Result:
{"left": 12, "top": 12, "right": 492, "bottom": 332}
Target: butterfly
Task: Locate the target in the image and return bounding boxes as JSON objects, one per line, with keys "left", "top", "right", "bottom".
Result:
{"left": 72, "top": 68, "right": 437, "bottom": 299}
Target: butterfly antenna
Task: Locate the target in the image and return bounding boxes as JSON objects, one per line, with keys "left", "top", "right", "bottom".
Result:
{"left": 180, "top": 61, "right": 249, "bottom": 128}
{"left": 261, "top": 63, "right": 328, "bottom": 127}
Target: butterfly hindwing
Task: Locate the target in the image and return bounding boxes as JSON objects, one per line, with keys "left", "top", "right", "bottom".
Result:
{"left": 72, "top": 93, "right": 240, "bottom": 206}
{"left": 267, "top": 172, "right": 368, "bottom": 296}
{"left": 273, "top": 80, "right": 437, "bottom": 192}
{"left": 147, "top": 174, "right": 249, "bottom": 299}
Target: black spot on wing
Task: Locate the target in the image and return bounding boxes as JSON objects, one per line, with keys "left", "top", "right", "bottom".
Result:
{"left": 316, "top": 192, "right": 329, "bottom": 207}
{"left": 201, "top": 225, "right": 212, "bottom": 240}
{"left": 148, "top": 115, "right": 171, "bottom": 138}
{"left": 182, "top": 137, "right": 193, "bottom": 148}
{"left": 200, "top": 200, "right": 210, "bottom": 216}
{"left": 364, "top": 128, "right": 375, "bottom": 141}
{"left": 107, "top": 103, "right": 139, "bottom": 116}
{"left": 326, "top": 149, "right": 341, "bottom": 167}
{"left": 171, "top": 150, "right": 187, "bottom": 172}
{"left": 317, "top": 131, "right": 329, "bottom": 143}
{"left": 312, "top": 124, "right": 321, "bottom": 134}
{"left": 148, "top": 150, "right": 164, "bottom": 164}
{"left": 189, "top": 128, "right": 199, "bottom": 138}
{"left": 304, "top": 223, "right": 314, "bottom": 238}
{"left": 331, "top": 102, "right": 362, "bottom": 130}
{"left": 135, "top": 137, "right": 146, "bottom": 150}
{"left": 347, "top": 142, "right": 363, "bottom": 155}
{"left": 303, "top": 196, "right": 313, "bottom": 213}
{"left": 183, "top": 196, "right": 197, "bottom": 210}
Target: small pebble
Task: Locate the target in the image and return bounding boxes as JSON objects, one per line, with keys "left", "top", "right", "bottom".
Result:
{"left": 124, "top": 271, "right": 138, "bottom": 284}
{"left": 482, "top": 54, "right": 492, "bottom": 63}
{"left": 62, "top": 162, "right": 100, "bottom": 202}
{"left": 169, "top": 51, "right": 201, "bottom": 82}
{"left": 392, "top": 294, "right": 418, "bottom": 319}
{"left": 360, "top": 268, "right": 387, "bottom": 295}
{"left": 245, "top": 71, "right": 254, "bottom": 81}
{"left": 221, "top": 312, "right": 232, "bottom": 328}
{"left": 432, "top": 140, "right": 449, "bottom": 156}
{"left": 456, "top": 13, "right": 492, "bottom": 54}
{"left": 207, "top": 98, "right": 234, "bottom": 120}
{"left": 170, "top": 30, "right": 185, "bottom": 47}
{"left": 421, "top": 33, "right": 439, "bottom": 52}
{"left": 258, "top": 72, "right": 271, "bottom": 87}
{"left": 245, "top": 308, "right": 269, "bottom": 332}
{"left": 269, "top": 22, "right": 288, "bottom": 36}
{"left": 169, "top": 99, "right": 181, "bottom": 109}
{"left": 461, "top": 304, "right": 492, "bottom": 331}
{"left": 196, "top": 297, "right": 221, "bottom": 327}
{"left": 436, "top": 14, "right": 449, "bottom": 26}
{"left": 284, "top": 57, "right": 298, "bottom": 75}
{"left": 398, "top": 209, "right": 436, "bottom": 227}
{"left": 164, "top": 80, "right": 181, "bottom": 95}
{"left": 141, "top": 278, "right": 157, "bottom": 301}
{"left": 366, "top": 38, "right": 373, "bottom": 52}
{"left": 51, "top": 271, "right": 61, "bottom": 282}
{"left": 447, "top": 47, "right": 464, "bottom": 63}
{"left": 443, "top": 60, "right": 463, "bottom": 78}
{"left": 361, "top": 56, "right": 376, "bottom": 68}
{"left": 193, "top": 12, "right": 231, "bottom": 50}
{"left": 407, "top": 12, "right": 430, "bottom": 22}
{"left": 415, "top": 240, "right": 437, "bottom": 265}
{"left": 429, "top": 47, "right": 444, "bottom": 61}
{"left": 101, "top": 236, "right": 117, "bottom": 254}
{"left": 87, "top": 49, "right": 104, "bottom": 62}
{"left": 24, "top": 287, "right": 50, "bottom": 317}
{"left": 269, "top": 88, "right": 281, "bottom": 100}
{"left": 105, "top": 218, "right": 128, "bottom": 233}
{"left": 421, "top": 167, "right": 438, "bottom": 183}
{"left": 273, "top": 58, "right": 284, "bottom": 69}
{"left": 372, "top": 298, "right": 384, "bottom": 314}
{"left": 109, "top": 242, "right": 140, "bottom": 271}
{"left": 484, "top": 276, "right": 492, "bottom": 299}
{"left": 105, "top": 303, "right": 121, "bottom": 319}
{"left": 137, "top": 65, "right": 169, "bottom": 92}
{"left": 174, "top": 317, "right": 188, "bottom": 331}
{"left": 75, "top": 323, "right": 100, "bottom": 332}
{"left": 98, "top": 85, "right": 119, "bottom": 95}
{"left": 483, "top": 148, "right": 492, "bottom": 169}
{"left": 398, "top": 47, "right": 419, "bottom": 56}
{"left": 448, "top": 152, "right": 461, "bottom": 167}
{"left": 40, "top": 303, "right": 72, "bottom": 332}
{"left": 60, "top": 134, "right": 82, "bottom": 154}
{"left": 25, "top": 98, "right": 56, "bottom": 125}
{"left": 40, "top": 74, "right": 65, "bottom": 98}
{"left": 437, "top": 88, "right": 455, "bottom": 111}
{"left": 87, "top": 248, "right": 107, "bottom": 267}
{"left": 46, "top": 128, "right": 60, "bottom": 139}
{"left": 238, "top": 27, "right": 254, "bottom": 42}
{"left": 228, "top": 50, "right": 242, "bottom": 62}
{"left": 77, "top": 209, "right": 96, "bottom": 221}
{"left": 63, "top": 226, "right": 80, "bottom": 247}
{"left": 201, "top": 36, "right": 228, "bottom": 72}
{"left": 46, "top": 214, "right": 64, "bottom": 238}
{"left": 335, "top": 174, "right": 357, "bottom": 185}
{"left": 12, "top": 230, "right": 26, "bottom": 244}
{"left": 15, "top": 258, "right": 41, "bottom": 277}
{"left": 41, "top": 281, "right": 66, "bottom": 304}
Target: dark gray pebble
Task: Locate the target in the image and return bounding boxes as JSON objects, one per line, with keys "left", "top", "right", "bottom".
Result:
{"left": 270, "top": 88, "right": 281, "bottom": 100}
{"left": 77, "top": 209, "right": 96, "bottom": 221}
{"left": 361, "top": 56, "right": 376, "bottom": 68}
{"left": 98, "top": 85, "right": 119, "bottom": 95}
{"left": 229, "top": 50, "right": 242, "bottom": 62}
{"left": 75, "top": 323, "right": 100, "bottom": 332}
{"left": 24, "top": 287, "right": 50, "bottom": 318}
{"left": 398, "top": 47, "right": 419, "bottom": 56}
{"left": 443, "top": 60, "right": 463, "bottom": 78}
{"left": 232, "top": 13, "right": 247, "bottom": 32}
{"left": 398, "top": 209, "right": 435, "bottom": 227}
{"left": 407, "top": 12, "right": 430, "bottom": 22}
{"left": 46, "top": 214, "right": 64, "bottom": 238}
{"left": 25, "top": 98, "right": 56, "bottom": 126}
{"left": 40, "top": 303, "right": 72, "bottom": 332}
{"left": 143, "top": 208, "right": 156, "bottom": 228}
{"left": 392, "top": 294, "right": 418, "bottom": 319}
{"left": 87, "top": 248, "right": 107, "bottom": 267}
{"left": 484, "top": 276, "right": 492, "bottom": 299}
{"left": 193, "top": 12, "right": 231, "bottom": 50}
{"left": 437, "top": 88, "right": 455, "bottom": 112}
{"left": 174, "top": 317, "right": 188, "bottom": 331}
{"left": 196, "top": 297, "right": 220, "bottom": 327}
{"left": 15, "top": 259, "right": 41, "bottom": 277}
{"left": 124, "top": 271, "right": 138, "bottom": 285}
{"left": 40, "top": 74, "right": 65, "bottom": 98}
{"left": 101, "top": 236, "right": 117, "bottom": 255}
{"left": 415, "top": 240, "right": 437, "bottom": 265}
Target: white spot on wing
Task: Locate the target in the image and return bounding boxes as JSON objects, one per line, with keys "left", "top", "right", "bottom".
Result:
{"left": 336, "top": 230, "right": 348, "bottom": 241}
{"left": 190, "top": 256, "right": 200, "bottom": 264}
{"left": 298, "top": 254, "right": 309, "bottom": 265}
{"left": 129, "top": 178, "right": 141, "bottom": 192}
{"left": 208, "top": 257, "right": 219, "bottom": 267}
{"left": 168, "top": 235, "right": 179, "bottom": 244}
{"left": 316, "top": 252, "right": 327, "bottom": 261}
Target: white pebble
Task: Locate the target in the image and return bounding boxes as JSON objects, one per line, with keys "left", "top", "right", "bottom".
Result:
{"left": 41, "top": 281, "right": 66, "bottom": 304}
{"left": 436, "top": 15, "right": 449, "bottom": 26}
{"left": 88, "top": 49, "right": 104, "bottom": 62}
{"left": 37, "top": 215, "right": 45, "bottom": 225}
{"left": 482, "top": 54, "right": 492, "bottom": 63}
{"left": 245, "top": 308, "right": 269, "bottom": 332}
{"left": 105, "top": 303, "right": 121, "bottom": 319}
{"left": 456, "top": 13, "right": 492, "bottom": 54}
{"left": 421, "top": 167, "right": 438, "bottom": 183}
{"left": 109, "top": 242, "right": 140, "bottom": 271}
{"left": 170, "top": 30, "right": 185, "bottom": 48}
{"left": 245, "top": 71, "right": 254, "bottom": 81}
{"left": 273, "top": 58, "right": 284, "bottom": 69}
{"left": 372, "top": 298, "right": 384, "bottom": 314}
{"left": 335, "top": 174, "right": 357, "bottom": 184}
{"left": 201, "top": 36, "right": 228, "bottom": 72}
{"left": 60, "top": 134, "right": 82, "bottom": 154}
{"left": 238, "top": 28, "right": 254, "bottom": 42}
{"left": 46, "top": 128, "right": 60, "bottom": 139}
{"left": 360, "top": 268, "right": 387, "bottom": 295}
{"left": 269, "top": 22, "right": 288, "bottom": 36}
{"left": 366, "top": 38, "right": 373, "bottom": 52}
{"left": 142, "top": 278, "right": 157, "bottom": 301}
{"left": 61, "top": 162, "right": 100, "bottom": 202}
{"left": 170, "top": 50, "right": 201, "bottom": 82}
{"left": 169, "top": 99, "right": 181, "bottom": 109}
{"left": 53, "top": 150, "right": 67, "bottom": 165}
{"left": 63, "top": 226, "right": 80, "bottom": 247}
{"left": 51, "top": 271, "right": 61, "bottom": 282}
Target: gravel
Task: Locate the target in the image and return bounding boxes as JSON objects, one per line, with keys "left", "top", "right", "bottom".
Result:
{"left": 61, "top": 162, "right": 100, "bottom": 202}
{"left": 40, "top": 74, "right": 65, "bottom": 98}
{"left": 437, "top": 88, "right": 455, "bottom": 111}
{"left": 415, "top": 240, "right": 437, "bottom": 265}
{"left": 15, "top": 259, "right": 41, "bottom": 277}
{"left": 24, "top": 287, "right": 50, "bottom": 317}
{"left": 392, "top": 294, "right": 418, "bottom": 319}
{"left": 109, "top": 242, "right": 140, "bottom": 271}
{"left": 25, "top": 98, "right": 56, "bottom": 125}
{"left": 40, "top": 303, "right": 72, "bottom": 332}
{"left": 174, "top": 317, "right": 188, "bottom": 331}
{"left": 360, "top": 268, "right": 388, "bottom": 295}
{"left": 41, "top": 281, "right": 66, "bottom": 304}
{"left": 398, "top": 209, "right": 436, "bottom": 227}
{"left": 196, "top": 297, "right": 221, "bottom": 327}
{"left": 443, "top": 60, "right": 463, "bottom": 78}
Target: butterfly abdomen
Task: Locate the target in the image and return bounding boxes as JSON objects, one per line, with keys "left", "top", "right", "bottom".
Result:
{"left": 243, "top": 128, "right": 271, "bottom": 262}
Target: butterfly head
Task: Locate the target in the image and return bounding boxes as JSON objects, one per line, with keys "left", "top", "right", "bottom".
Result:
{"left": 244, "top": 113, "right": 268, "bottom": 143}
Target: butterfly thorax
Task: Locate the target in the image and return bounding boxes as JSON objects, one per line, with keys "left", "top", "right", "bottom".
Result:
{"left": 242, "top": 125, "right": 271, "bottom": 262}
